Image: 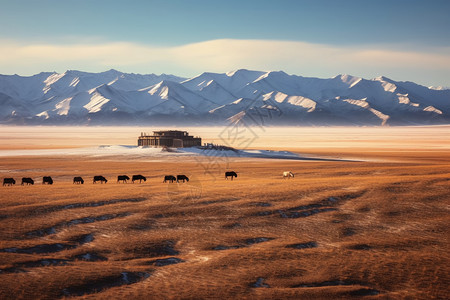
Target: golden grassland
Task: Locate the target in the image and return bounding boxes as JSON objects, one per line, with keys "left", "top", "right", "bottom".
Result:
{"left": 0, "top": 127, "right": 449, "bottom": 299}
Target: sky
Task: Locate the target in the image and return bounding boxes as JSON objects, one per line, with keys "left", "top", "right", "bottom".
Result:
{"left": 0, "top": 0, "right": 449, "bottom": 86}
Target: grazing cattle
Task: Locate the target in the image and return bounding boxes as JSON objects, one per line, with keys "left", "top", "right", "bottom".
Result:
{"left": 177, "top": 175, "right": 189, "bottom": 183}
{"left": 132, "top": 175, "right": 146, "bottom": 183}
{"left": 3, "top": 178, "right": 15, "bottom": 186}
{"left": 93, "top": 176, "right": 107, "bottom": 184}
{"left": 117, "top": 175, "right": 130, "bottom": 183}
{"left": 73, "top": 177, "right": 84, "bottom": 184}
{"left": 283, "top": 171, "right": 295, "bottom": 179}
{"left": 21, "top": 177, "right": 34, "bottom": 185}
{"left": 225, "top": 171, "right": 238, "bottom": 180}
{"left": 163, "top": 175, "right": 176, "bottom": 183}
{"left": 43, "top": 176, "right": 53, "bottom": 185}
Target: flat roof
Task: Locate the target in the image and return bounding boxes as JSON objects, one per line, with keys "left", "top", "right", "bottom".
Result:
{"left": 153, "top": 130, "right": 187, "bottom": 133}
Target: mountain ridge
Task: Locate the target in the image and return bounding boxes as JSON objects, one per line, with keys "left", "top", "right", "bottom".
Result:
{"left": 0, "top": 69, "right": 448, "bottom": 125}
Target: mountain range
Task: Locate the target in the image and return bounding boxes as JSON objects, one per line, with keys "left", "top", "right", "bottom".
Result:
{"left": 0, "top": 69, "right": 449, "bottom": 125}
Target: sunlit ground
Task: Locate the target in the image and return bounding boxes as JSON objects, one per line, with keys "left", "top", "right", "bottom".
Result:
{"left": 0, "top": 125, "right": 448, "bottom": 299}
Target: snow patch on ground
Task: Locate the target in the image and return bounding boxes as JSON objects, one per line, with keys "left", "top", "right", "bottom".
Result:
{"left": 179, "top": 147, "right": 302, "bottom": 159}
{"left": 0, "top": 145, "right": 306, "bottom": 160}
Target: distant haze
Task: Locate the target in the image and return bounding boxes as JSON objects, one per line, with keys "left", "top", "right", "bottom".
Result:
{"left": 1, "top": 126, "right": 450, "bottom": 155}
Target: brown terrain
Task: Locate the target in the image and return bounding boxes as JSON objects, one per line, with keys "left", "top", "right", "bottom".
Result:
{"left": 0, "top": 126, "right": 449, "bottom": 299}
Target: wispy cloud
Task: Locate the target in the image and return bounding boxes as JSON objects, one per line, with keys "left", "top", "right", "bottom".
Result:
{"left": 0, "top": 39, "right": 449, "bottom": 86}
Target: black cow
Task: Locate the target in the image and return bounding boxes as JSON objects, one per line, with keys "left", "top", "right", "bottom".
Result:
{"left": 225, "top": 171, "right": 237, "bottom": 180}
{"left": 43, "top": 176, "right": 53, "bottom": 185}
{"left": 132, "top": 175, "right": 146, "bottom": 183}
{"left": 73, "top": 177, "right": 84, "bottom": 184}
{"left": 93, "top": 176, "right": 107, "bottom": 184}
{"left": 117, "top": 175, "right": 130, "bottom": 183}
{"left": 3, "top": 178, "right": 15, "bottom": 186}
{"left": 177, "top": 175, "right": 189, "bottom": 183}
{"left": 163, "top": 175, "right": 176, "bottom": 183}
{"left": 21, "top": 177, "right": 34, "bottom": 185}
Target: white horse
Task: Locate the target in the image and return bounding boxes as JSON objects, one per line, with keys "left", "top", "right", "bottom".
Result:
{"left": 283, "top": 171, "right": 294, "bottom": 179}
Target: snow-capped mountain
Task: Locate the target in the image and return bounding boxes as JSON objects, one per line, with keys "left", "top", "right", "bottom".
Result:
{"left": 0, "top": 69, "right": 448, "bottom": 125}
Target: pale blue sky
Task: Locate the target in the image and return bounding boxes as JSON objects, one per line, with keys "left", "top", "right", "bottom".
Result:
{"left": 1, "top": 0, "right": 449, "bottom": 86}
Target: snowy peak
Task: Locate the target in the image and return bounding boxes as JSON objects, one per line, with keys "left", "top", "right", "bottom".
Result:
{"left": 429, "top": 86, "right": 449, "bottom": 91}
{"left": 146, "top": 80, "right": 191, "bottom": 98}
{"left": 182, "top": 69, "right": 265, "bottom": 92}
{"left": 374, "top": 75, "right": 395, "bottom": 82}
{"left": 253, "top": 70, "right": 290, "bottom": 83}
{"left": 146, "top": 81, "right": 167, "bottom": 97}
{"left": 226, "top": 69, "right": 252, "bottom": 77}
{"left": 334, "top": 74, "right": 362, "bottom": 87}
{"left": 0, "top": 69, "right": 448, "bottom": 125}
{"left": 226, "top": 69, "right": 266, "bottom": 81}
{"left": 38, "top": 69, "right": 187, "bottom": 97}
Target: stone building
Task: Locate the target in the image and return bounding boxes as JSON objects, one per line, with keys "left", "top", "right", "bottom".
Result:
{"left": 138, "top": 130, "right": 201, "bottom": 148}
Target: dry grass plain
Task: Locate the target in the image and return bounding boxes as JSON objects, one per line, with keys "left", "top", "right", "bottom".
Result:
{"left": 0, "top": 126, "right": 449, "bottom": 299}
